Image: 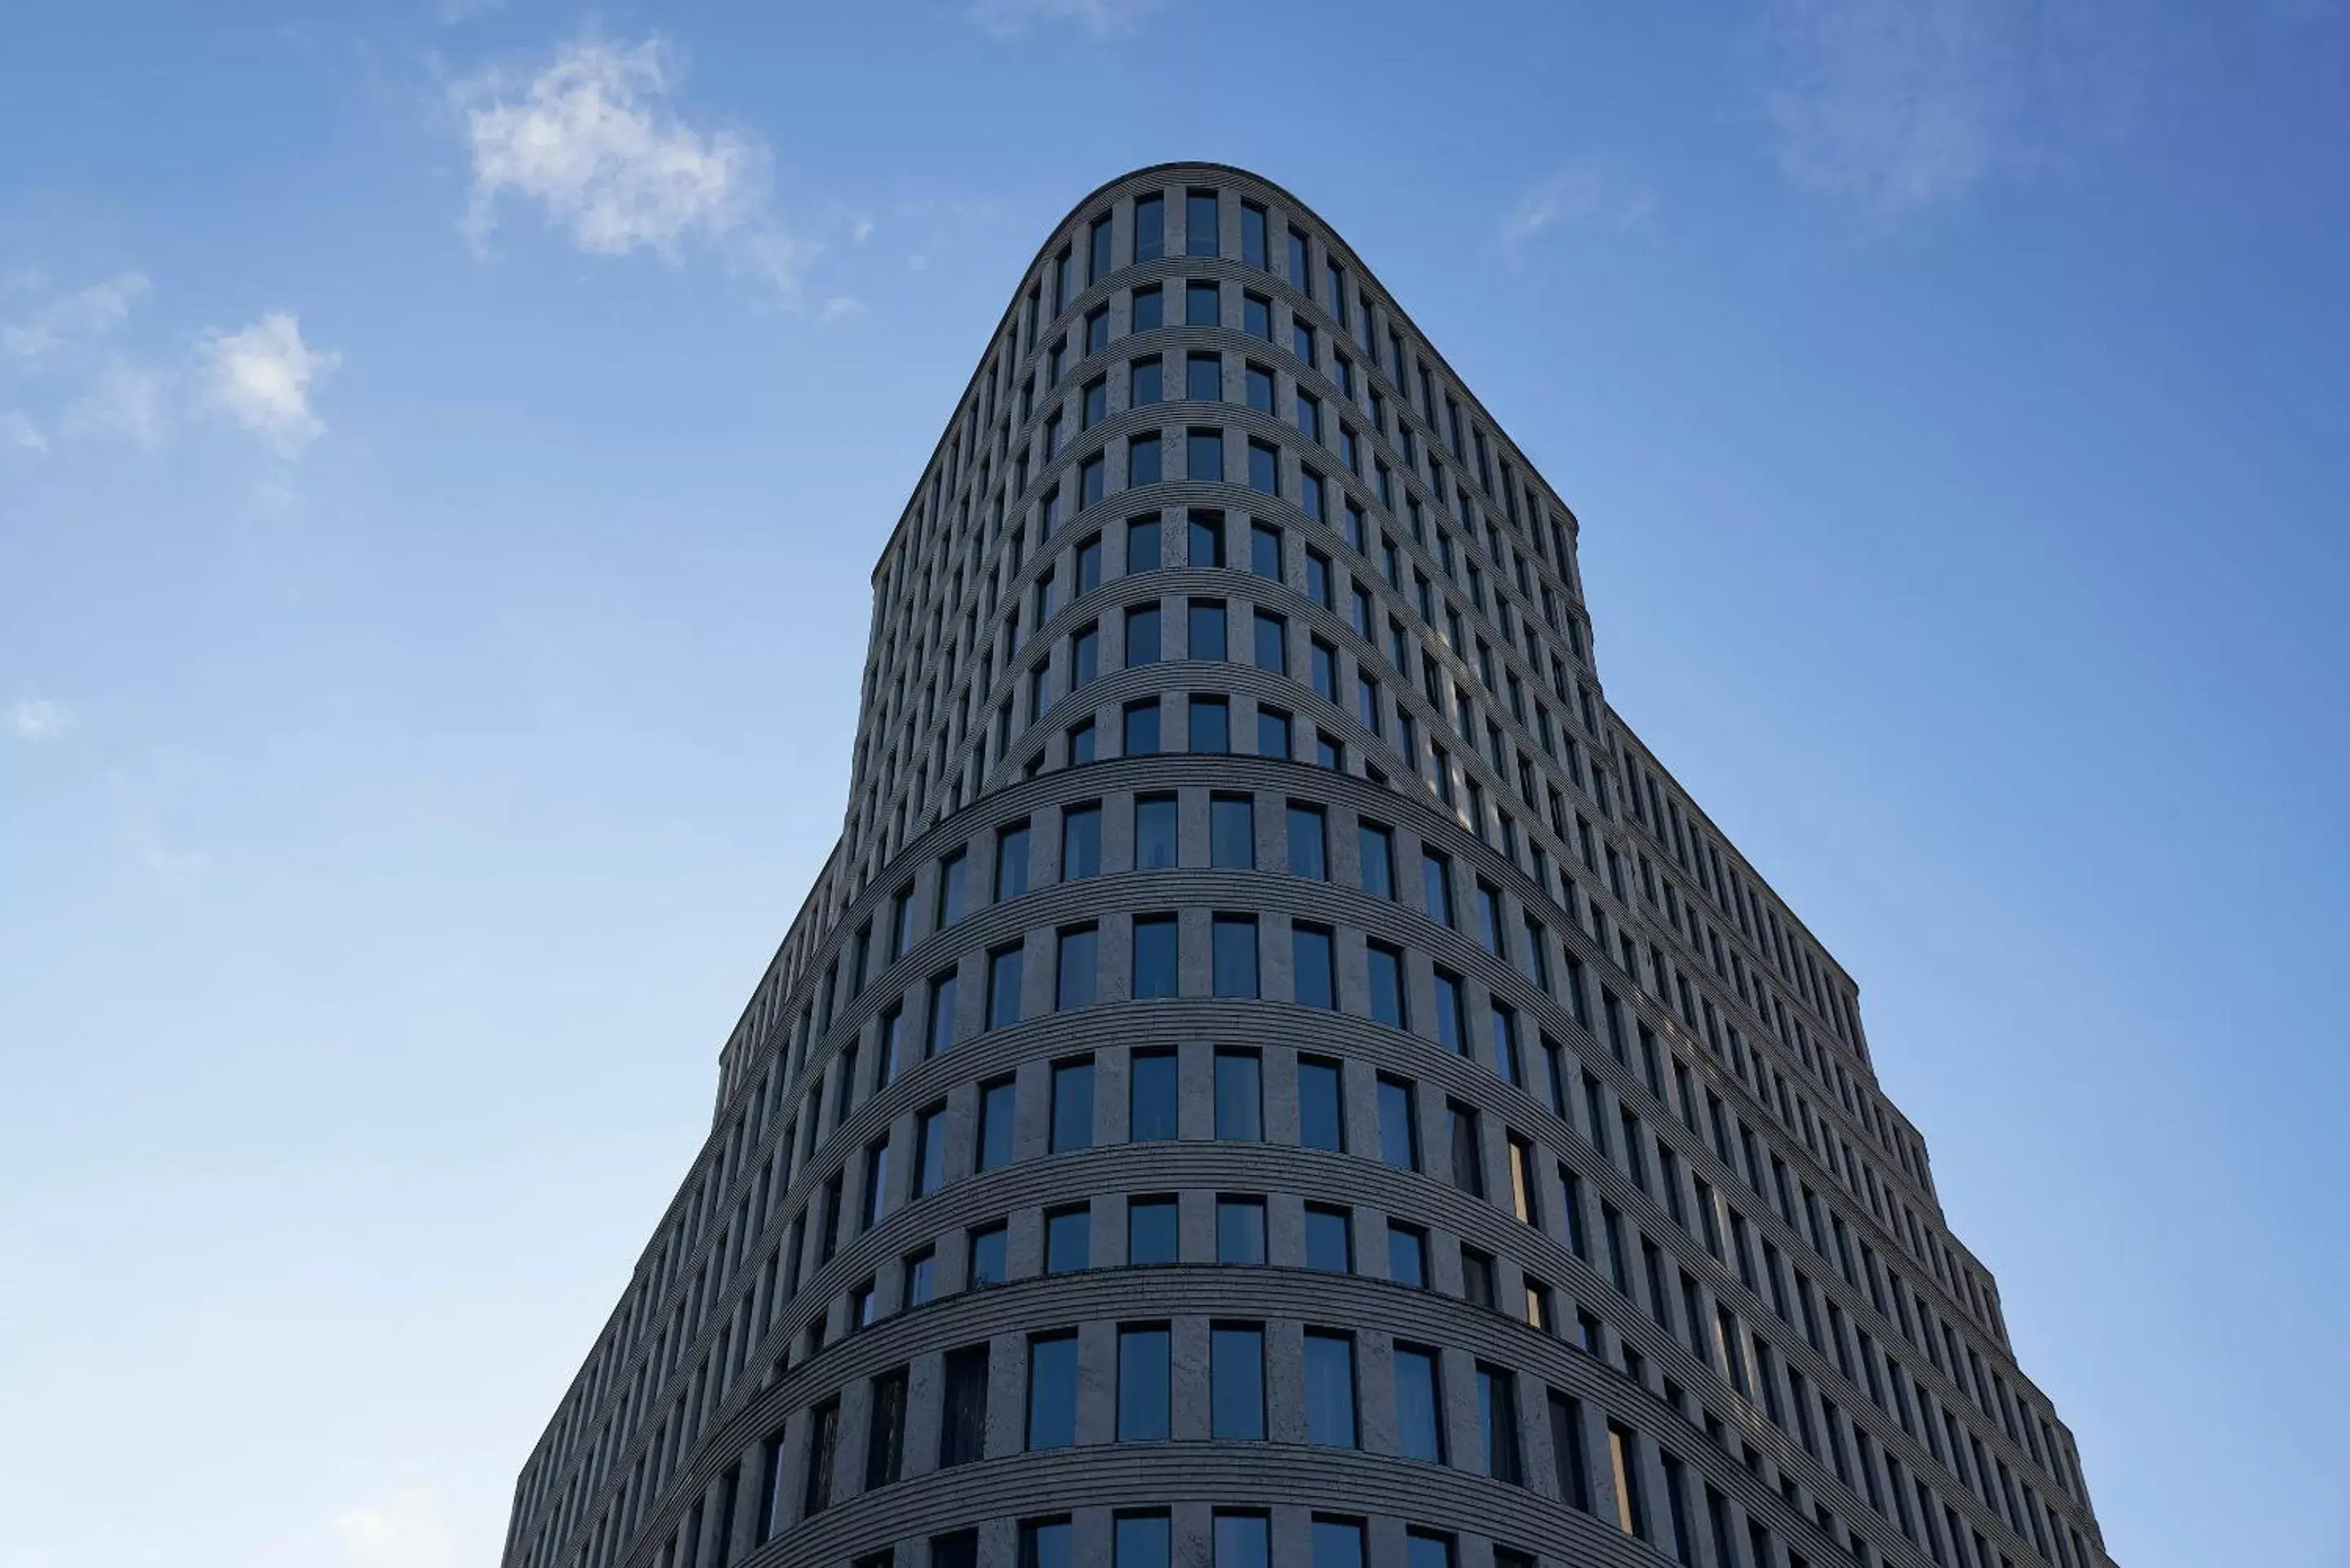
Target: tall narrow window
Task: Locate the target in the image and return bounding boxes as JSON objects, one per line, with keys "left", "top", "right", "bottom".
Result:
{"left": 1215, "top": 1514, "right": 1270, "bottom": 1568}
{"left": 1046, "top": 1204, "right": 1090, "bottom": 1273}
{"left": 1051, "top": 1057, "right": 1095, "bottom": 1152}
{"left": 1477, "top": 1364, "right": 1522, "bottom": 1483}
{"left": 1608, "top": 1421, "right": 1649, "bottom": 1539}
{"left": 1127, "top": 1194, "right": 1178, "bottom": 1264}
{"left": 1287, "top": 803, "right": 1326, "bottom": 877}
{"left": 866, "top": 1369, "right": 908, "bottom": 1488}
{"left": 1212, "top": 914, "right": 1258, "bottom": 997}
{"left": 1393, "top": 1345, "right": 1445, "bottom": 1461}
{"left": 1130, "top": 1049, "right": 1178, "bottom": 1139}
{"left": 1299, "top": 1056, "right": 1344, "bottom": 1150}
{"left": 987, "top": 944, "right": 1024, "bottom": 1030}
{"left": 1211, "top": 793, "right": 1255, "bottom": 868}
{"left": 1118, "top": 1324, "right": 1172, "bottom": 1441}
{"left": 1216, "top": 1195, "right": 1267, "bottom": 1263}
{"left": 926, "top": 969, "right": 958, "bottom": 1058}
{"left": 1311, "top": 1519, "right": 1366, "bottom": 1568}
{"left": 1378, "top": 1075, "right": 1419, "bottom": 1168}
{"left": 977, "top": 1077, "right": 1016, "bottom": 1170}
{"left": 1215, "top": 1049, "right": 1263, "bottom": 1139}
{"left": 939, "top": 1346, "right": 989, "bottom": 1467}
{"left": 1027, "top": 1334, "right": 1078, "bottom": 1450}
{"left": 1132, "top": 913, "right": 1179, "bottom": 998}
{"left": 1186, "top": 189, "right": 1219, "bottom": 256}
{"left": 1021, "top": 1519, "right": 1073, "bottom": 1568}
{"left": 1134, "top": 194, "right": 1164, "bottom": 263}
{"left": 1135, "top": 793, "right": 1177, "bottom": 868}
{"left": 1057, "top": 925, "right": 1099, "bottom": 1011}
{"left": 1549, "top": 1393, "right": 1592, "bottom": 1511}
{"left": 1304, "top": 1203, "right": 1352, "bottom": 1272}
{"left": 1293, "top": 922, "right": 1335, "bottom": 1009}
{"left": 1303, "top": 1332, "right": 1358, "bottom": 1446}
{"left": 1062, "top": 802, "right": 1101, "bottom": 877}
{"left": 802, "top": 1398, "right": 839, "bottom": 1515}
{"left": 1208, "top": 1324, "right": 1266, "bottom": 1440}
{"left": 1366, "top": 940, "right": 1405, "bottom": 1028}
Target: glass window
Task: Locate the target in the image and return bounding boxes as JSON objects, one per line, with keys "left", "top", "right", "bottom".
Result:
{"left": 1122, "top": 698, "right": 1160, "bottom": 754}
{"left": 1134, "top": 195, "right": 1164, "bottom": 264}
{"left": 1135, "top": 793, "right": 1177, "bottom": 868}
{"left": 1249, "top": 521, "right": 1282, "bottom": 577}
{"left": 1448, "top": 1101, "right": 1483, "bottom": 1195}
{"left": 1027, "top": 1334, "right": 1078, "bottom": 1449}
{"left": 1188, "top": 427, "right": 1224, "bottom": 482}
{"left": 1090, "top": 212, "right": 1114, "bottom": 282}
{"left": 1051, "top": 1058, "right": 1095, "bottom": 1152}
{"left": 977, "top": 1077, "right": 1015, "bottom": 1170}
{"left": 1022, "top": 1518, "right": 1073, "bottom": 1568}
{"left": 1240, "top": 201, "right": 1267, "bottom": 268}
{"left": 1242, "top": 292, "right": 1271, "bottom": 339}
{"left": 1311, "top": 1520, "right": 1366, "bottom": 1568}
{"left": 1406, "top": 1533, "right": 1455, "bottom": 1568}
{"left": 1057, "top": 926, "right": 1098, "bottom": 1011}
{"left": 1190, "top": 695, "right": 1229, "bottom": 753}
{"left": 1072, "top": 622, "right": 1100, "bottom": 687}
{"left": 866, "top": 1368, "right": 908, "bottom": 1488}
{"left": 1309, "top": 637, "right": 1336, "bottom": 699}
{"left": 1126, "top": 514, "right": 1162, "bottom": 570}
{"left": 1066, "top": 717, "right": 1095, "bottom": 764}
{"left": 1286, "top": 803, "right": 1326, "bottom": 877}
{"left": 1477, "top": 1363, "right": 1523, "bottom": 1482}
{"left": 1255, "top": 705, "right": 1291, "bottom": 759}
{"left": 1186, "top": 189, "right": 1219, "bottom": 256}
{"left": 1211, "top": 1325, "right": 1265, "bottom": 1438}
{"left": 1359, "top": 823, "right": 1394, "bottom": 897}
{"left": 1304, "top": 1203, "right": 1351, "bottom": 1271}
{"left": 1083, "top": 373, "right": 1108, "bottom": 426}
{"left": 1215, "top": 1515, "right": 1269, "bottom": 1568}
{"left": 1247, "top": 439, "right": 1277, "bottom": 494}
{"left": 1299, "top": 1057, "right": 1344, "bottom": 1150}
{"left": 1378, "top": 1075, "right": 1419, "bottom": 1168}
{"left": 1125, "top": 603, "right": 1161, "bottom": 665}
{"left": 1388, "top": 1222, "right": 1428, "bottom": 1288}
{"left": 1304, "top": 1332, "right": 1357, "bottom": 1446}
{"left": 1117, "top": 1324, "right": 1171, "bottom": 1441}
{"left": 1132, "top": 913, "right": 1179, "bottom": 998}
{"left": 1128, "top": 431, "right": 1161, "bottom": 486}
{"left": 1252, "top": 609, "right": 1286, "bottom": 673}
{"left": 1304, "top": 549, "right": 1330, "bottom": 606}
{"left": 1244, "top": 362, "right": 1273, "bottom": 412}
{"left": 1188, "top": 596, "right": 1227, "bottom": 660}
{"left": 1130, "top": 355, "right": 1162, "bottom": 406}
{"left": 1421, "top": 849, "right": 1453, "bottom": 924}
{"left": 1130, "top": 1050, "right": 1178, "bottom": 1139}
{"left": 1211, "top": 793, "right": 1254, "bottom": 868}
{"left": 1212, "top": 914, "right": 1258, "bottom": 997}
{"left": 940, "top": 1347, "right": 990, "bottom": 1465}
{"left": 1366, "top": 942, "right": 1405, "bottom": 1029}
{"left": 1433, "top": 970, "right": 1464, "bottom": 1052}
{"left": 1394, "top": 1345, "right": 1446, "bottom": 1461}
{"left": 1215, "top": 1049, "right": 1262, "bottom": 1139}
{"left": 1216, "top": 1195, "right": 1266, "bottom": 1263}
{"left": 926, "top": 970, "right": 958, "bottom": 1057}
{"left": 904, "top": 1245, "right": 938, "bottom": 1308}
{"left": 1293, "top": 923, "right": 1335, "bottom": 1009}
{"left": 937, "top": 849, "right": 968, "bottom": 927}
{"left": 966, "top": 1221, "right": 1009, "bottom": 1289}
{"left": 1046, "top": 1204, "right": 1090, "bottom": 1273}
{"left": 988, "top": 944, "right": 1024, "bottom": 1030}
{"left": 1188, "top": 509, "right": 1224, "bottom": 566}
{"left": 913, "top": 1104, "right": 947, "bottom": 1197}
{"left": 1187, "top": 350, "right": 1222, "bottom": 402}
{"left": 1117, "top": 1513, "right": 1171, "bottom": 1568}
{"left": 1063, "top": 803, "right": 1101, "bottom": 878}
{"left": 1128, "top": 1193, "right": 1178, "bottom": 1264}
{"left": 1186, "top": 279, "right": 1219, "bottom": 326}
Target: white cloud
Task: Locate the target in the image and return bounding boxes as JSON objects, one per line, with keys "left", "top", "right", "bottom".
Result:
{"left": 456, "top": 36, "right": 811, "bottom": 293}
{"left": 333, "top": 1490, "right": 457, "bottom": 1568}
{"left": 1761, "top": 0, "right": 2140, "bottom": 215}
{"left": 9, "top": 698, "right": 74, "bottom": 740}
{"left": 1504, "top": 162, "right": 1658, "bottom": 246}
{"left": 967, "top": 0, "right": 1170, "bottom": 38}
{"left": 61, "top": 358, "right": 171, "bottom": 450}
{"left": 0, "top": 271, "right": 148, "bottom": 364}
{"left": 0, "top": 409, "right": 43, "bottom": 453}
{"left": 196, "top": 313, "right": 339, "bottom": 459}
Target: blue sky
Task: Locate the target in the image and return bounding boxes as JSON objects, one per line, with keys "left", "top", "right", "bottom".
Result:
{"left": 2, "top": 2, "right": 2344, "bottom": 1566}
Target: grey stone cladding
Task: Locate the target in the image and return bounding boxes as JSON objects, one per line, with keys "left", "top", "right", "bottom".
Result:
{"left": 500, "top": 165, "right": 2114, "bottom": 1568}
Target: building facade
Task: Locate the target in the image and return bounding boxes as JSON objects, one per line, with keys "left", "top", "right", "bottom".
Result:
{"left": 500, "top": 164, "right": 2112, "bottom": 1568}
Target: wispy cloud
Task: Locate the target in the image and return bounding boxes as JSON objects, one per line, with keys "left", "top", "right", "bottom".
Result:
{"left": 8, "top": 697, "right": 75, "bottom": 741}
{"left": 1504, "top": 162, "right": 1659, "bottom": 247}
{"left": 0, "top": 271, "right": 148, "bottom": 364}
{"left": 197, "top": 313, "right": 340, "bottom": 459}
{"left": 334, "top": 1490, "right": 457, "bottom": 1568}
{"left": 1761, "top": 0, "right": 2140, "bottom": 216}
{"left": 455, "top": 35, "right": 812, "bottom": 295}
{"left": 60, "top": 358, "right": 171, "bottom": 450}
{"left": 967, "top": 0, "right": 1170, "bottom": 39}
{"left": 0, "top": 409, "right": 43, "bottom": 454}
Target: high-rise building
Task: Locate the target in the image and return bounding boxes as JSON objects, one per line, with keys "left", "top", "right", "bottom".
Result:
{"left": 501, "top": 164, "right": 2111, "bottom": 1568}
